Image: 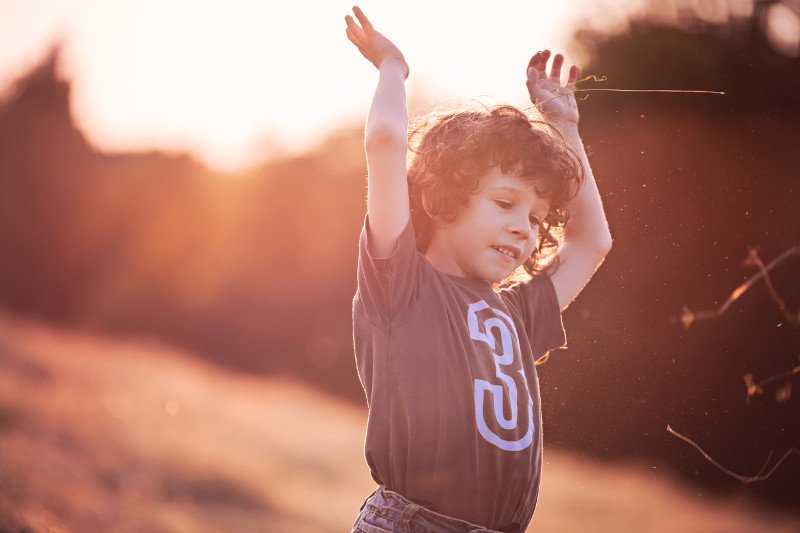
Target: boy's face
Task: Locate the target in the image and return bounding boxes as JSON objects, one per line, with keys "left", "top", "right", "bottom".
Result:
{"left": 424, "top": 166, "right": 550, "bottom": 283}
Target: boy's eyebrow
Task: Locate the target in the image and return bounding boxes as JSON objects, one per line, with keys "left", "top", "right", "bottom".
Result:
{"left": 488, "top": 185, "right": 544, "bottom": 198}
{"left": 487, "top": 185, "right": 547, "bottom": 202}
{"left": 487, "top": 185, "right": 525, "bottom": 192}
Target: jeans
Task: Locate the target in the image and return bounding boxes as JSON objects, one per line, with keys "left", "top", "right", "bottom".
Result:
{"left": 351, "top": 486, "right": 502, "bottom": 533}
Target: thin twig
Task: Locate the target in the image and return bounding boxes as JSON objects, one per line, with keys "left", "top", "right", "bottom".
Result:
{"left": 680, "top": 244, "right": 800, "bottom": 329}
{"left": 534, "top": 88, "right": 725, "bottom": 108}
{"left": 754, "top": 449, "right": 775, "bottom": 478}
{"left": 744, "top": 246, "right": 800, "bottom": 327}
{"left": 533, "top": 74, "right": 725, "bottom": 109}
{"left": 756, "top": 364, "right": 800, "bottom": 390}
{"left": 745, "top": 363, "right": 800, "bottom": 401}
{"left": 576, "top": 88, "right": 725, "bottom": 94}
{"left": 667, "top": 425, "right": 800, "bottom": 483}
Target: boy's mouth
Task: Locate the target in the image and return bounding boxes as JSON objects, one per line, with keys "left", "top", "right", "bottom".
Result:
{"left": 491, "top": 245, "right": 520, "bottom": 260}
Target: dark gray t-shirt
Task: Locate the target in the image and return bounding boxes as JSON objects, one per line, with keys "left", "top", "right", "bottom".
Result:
{"left": 352, "top": 215, "right": 566, "bottom": 532}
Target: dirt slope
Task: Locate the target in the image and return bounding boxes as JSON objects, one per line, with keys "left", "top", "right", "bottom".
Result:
{"left": 0, "top": 313, "right": 796, "bottom": 532}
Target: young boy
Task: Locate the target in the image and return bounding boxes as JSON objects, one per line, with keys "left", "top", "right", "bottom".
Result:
{"left": 345, "top": 6, "right": 612, "bottom": 532}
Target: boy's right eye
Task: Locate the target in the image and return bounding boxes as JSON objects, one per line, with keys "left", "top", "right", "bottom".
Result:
{"left": 495, "top": 200, "right": 512, "bottom": 210}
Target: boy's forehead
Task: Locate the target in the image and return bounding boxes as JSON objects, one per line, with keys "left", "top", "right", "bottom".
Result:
{"left": 481, "top": 166, "right": 530, "bottom": 186}
{"left": 479, "top": 169, "right": 549, "bottom": 200}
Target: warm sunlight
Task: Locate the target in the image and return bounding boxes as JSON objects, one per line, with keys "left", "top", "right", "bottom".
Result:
{"left": 0, "top": 0, "right": 599, "bottom": 172}
{"left": 3, "top": 1, "right": 800, "bottom": 531}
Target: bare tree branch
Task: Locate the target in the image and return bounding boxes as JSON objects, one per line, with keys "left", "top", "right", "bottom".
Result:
{"left": 672, "top": 244, "right": 799, "bottom": 480}
{"left": 680, "top": 244, "right": 800, "bottom": 329}
{"left": 743, "top": 246, "right": 800, "bottom": 327}
{"left": 744, "top": 362, "right": 800, "bottom": 402}
{"left": 667, "top": 425, "right": 800, "bottom": 483}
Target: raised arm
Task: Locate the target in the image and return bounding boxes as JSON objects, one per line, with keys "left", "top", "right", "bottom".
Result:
{"left": 345, "top": 6, "right": 410, "bottom": 258}
{"left": 526, "top": 50, "right": 613, "bottom": 311}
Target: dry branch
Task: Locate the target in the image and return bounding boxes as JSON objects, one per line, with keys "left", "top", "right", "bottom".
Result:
{"left": 667, "top": 425, "right": 800, "bottom": 484}
{"left": 680, "top": 244, "right": 800, "bottom": 329}
{"left": 678, "top": 244, "right": 800, "bottom": 401}
{"left": 670, "top": 244, "right": 800, "bottom": 482}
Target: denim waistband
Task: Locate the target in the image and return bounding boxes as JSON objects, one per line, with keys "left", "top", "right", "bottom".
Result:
{"left": 356, "top": 486, "right": 503, "bottom": 533}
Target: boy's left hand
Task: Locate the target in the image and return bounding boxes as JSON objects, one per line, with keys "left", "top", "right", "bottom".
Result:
{"left": 526, "top": 50, "right": 579, "bottom": 126}
{"left": 345, "top": 6, "right": 409, "bottom": 79}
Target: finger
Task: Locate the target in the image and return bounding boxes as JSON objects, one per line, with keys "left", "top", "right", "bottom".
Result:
{"left": 352, "top": 6, "right": 374, "bottom": 32}
{"left": 345, "top": 14, "right": 363, "bottom": 35}
{"left": 526, "top": 52, "right": 540, "bottom": 73}
{"left": 345, "top": 26, "right": 358, "bottom": 46}
{"left": 566, "top": 64, "right": 579, "bottom": 86}
{"left": 539, "top": 50, "right": 550, "bottom": 78}
{"left": 346, "top": 15, "right": 370, "bottom": 49}
{"left": 345, "top": 26, "right": 363, "bottom": 49}
{"left": 526, "top": 67, "right": 542, "bottom": 102}
{"left": 345, "top": 14, "right": 357, "bottom": 29}
{"left": 346, "top": 27, "right": 369, "bottom": 56}
{"left": 527, "top": 50, "right": 548, "bottom": 76}
{"left": 526, "top": 64, "right": 539, "bottom": 85}
{"left": 549, "top": 53, "right": 564, "bottom": 83}
{"left": 529, "top": 50, "right": 550, "bottom": 78}
{"left": 345, "top": 21, "right": 361, "bottom": 42}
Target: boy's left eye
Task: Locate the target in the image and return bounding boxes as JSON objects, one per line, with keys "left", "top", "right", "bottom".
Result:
{"left": 496, "top": 200, "right": 542, "bottom": 226}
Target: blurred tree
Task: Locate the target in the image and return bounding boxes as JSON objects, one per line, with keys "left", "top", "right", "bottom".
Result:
{"left": 0, "top": 0, "right": 798, "bottom": 513}
{"left": 0, "top": 47, "right": 368, "bottom": 396}
{"left": 534, "top": 0, "right": 799, "bottom": 511}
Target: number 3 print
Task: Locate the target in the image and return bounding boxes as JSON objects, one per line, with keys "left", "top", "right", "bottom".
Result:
{"left": 467, "top": 300, "right": 534, "bottom": 452}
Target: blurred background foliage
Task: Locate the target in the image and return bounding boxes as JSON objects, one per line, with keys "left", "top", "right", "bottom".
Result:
{"left": 0, "top": 0, "right": 798, "bottom": 513}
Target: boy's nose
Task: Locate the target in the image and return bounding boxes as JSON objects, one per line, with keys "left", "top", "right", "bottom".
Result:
{"left": 510, "top": 219, "right": 539, "bottom": 246}
{"left": 510, "top": 223, "right": 532, "bottom": 240}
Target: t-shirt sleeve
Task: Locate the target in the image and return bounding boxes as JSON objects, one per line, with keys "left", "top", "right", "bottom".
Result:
{"left": 500, "top": 273, "right": 567, "bottom": 359}
{"left": 354, "top": 214, "right": 422, "bottom": 325}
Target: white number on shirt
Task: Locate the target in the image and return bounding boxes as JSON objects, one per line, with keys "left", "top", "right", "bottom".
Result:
{"left": 467, "top": 300, "right": 534, "bottom": 452}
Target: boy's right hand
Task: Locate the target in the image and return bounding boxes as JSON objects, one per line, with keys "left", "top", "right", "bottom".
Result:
{"left": 345, "top": 6, "right": 409, "bottom": 80}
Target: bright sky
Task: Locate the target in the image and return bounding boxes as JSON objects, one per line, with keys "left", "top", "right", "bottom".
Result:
{"left": 0, "top": 0, "right": 636, "bottom": 172}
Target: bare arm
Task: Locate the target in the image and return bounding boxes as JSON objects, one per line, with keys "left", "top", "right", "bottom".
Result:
{"left": 345, "top": 7, "right": 410, "bottom": 258}
{"left": 550, "top": 126, "right": 613, "bottom": 311}
{"left": 526, "top": 51, "right": 613, "bottom": 311}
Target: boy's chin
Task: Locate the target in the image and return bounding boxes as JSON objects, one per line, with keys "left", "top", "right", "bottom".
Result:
{"left": 496, "top": 266, "right": 525, "bottom": 284}
{"left": 483, "top": 267, "right": 518, "bottom": 284}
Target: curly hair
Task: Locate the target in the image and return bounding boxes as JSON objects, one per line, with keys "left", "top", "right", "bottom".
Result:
{"left": 406, "top": 102, "right": 585, "bottom": 283}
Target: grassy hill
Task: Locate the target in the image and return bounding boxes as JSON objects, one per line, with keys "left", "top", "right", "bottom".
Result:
{"left": 0, "top": 314, "right": 797, "bottom": 532}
